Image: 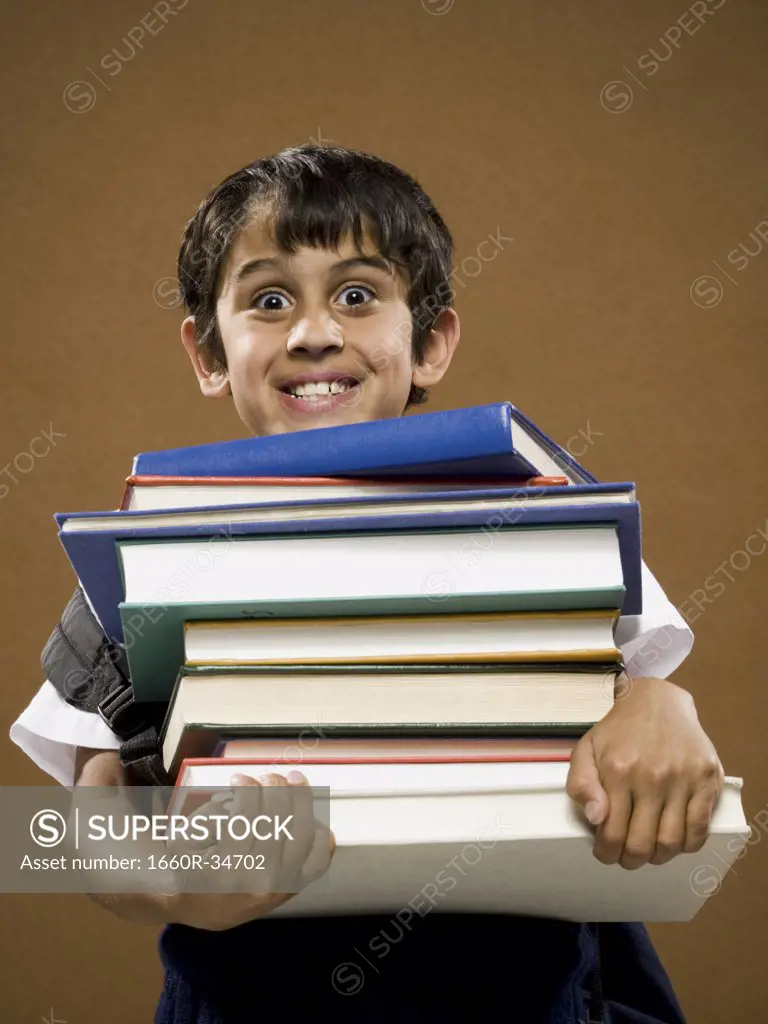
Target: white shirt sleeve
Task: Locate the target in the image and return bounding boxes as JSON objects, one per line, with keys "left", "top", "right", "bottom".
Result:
{"left": 10, "top": 560, "right": 693, "bottom": 787}
{"left": 615, "top": 560, "right": 693, "bottom": 680}
{"left": 8, "top": 580, "right": 122, "bottom": 786}
{"left": 9, "top": 680, "right": 121, "bottom": 787}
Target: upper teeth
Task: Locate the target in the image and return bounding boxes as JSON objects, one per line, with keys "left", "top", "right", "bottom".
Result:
{"left": 287, "top": 380, "right": 353, "bottom": 397}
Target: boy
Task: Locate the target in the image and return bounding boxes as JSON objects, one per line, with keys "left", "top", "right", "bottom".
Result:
{"left": 11, "top": 145, "right": 724, "bottom": 1022}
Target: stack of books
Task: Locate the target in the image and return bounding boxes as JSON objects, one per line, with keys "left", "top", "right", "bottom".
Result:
{"left": 53, "top": 402, "right": 748, "bottom": 921}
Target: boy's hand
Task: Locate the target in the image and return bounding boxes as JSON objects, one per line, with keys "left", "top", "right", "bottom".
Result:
{"left": 566, "top": 676, "right": 724, "bottom": 870}
{"left": 77, "top": 755, "right": 335, "bottom": 930}
{"left": 163, "top": 771, "right": 335, "bottom": 931}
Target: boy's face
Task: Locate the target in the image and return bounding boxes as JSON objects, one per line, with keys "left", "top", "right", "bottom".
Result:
{"left": 181, "top": 216, "right": 459, "bottom": 436}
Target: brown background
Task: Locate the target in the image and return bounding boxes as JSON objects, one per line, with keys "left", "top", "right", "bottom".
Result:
{"left": 1, "top": 0, "right": 766, "bottom": 1019}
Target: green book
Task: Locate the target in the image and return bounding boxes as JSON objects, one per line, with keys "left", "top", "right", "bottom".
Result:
{"left": 117, "top": 524, "right": 626, "bottom": 701}
{"left": 121, "top": 588, "right": 624, "bottom": 702}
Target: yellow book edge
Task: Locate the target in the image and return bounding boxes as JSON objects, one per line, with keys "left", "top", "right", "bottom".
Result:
{"left": 183, "top": 608, "right": 621, "bottom": 632}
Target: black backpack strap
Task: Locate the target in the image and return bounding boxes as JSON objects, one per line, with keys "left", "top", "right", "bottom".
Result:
{"left": 42, "top": 585, "right": 127, "bottom": 714}
{"left": 42, "top": 587, "right": 171, "bottom": 786}
{"left": 117, "top": 726, "right": 172, "bottom": 786}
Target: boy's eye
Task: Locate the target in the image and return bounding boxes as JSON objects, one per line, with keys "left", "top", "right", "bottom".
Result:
{"left": 337, "top": 284, "right": 375, "bottom": 307}
{"left": 252, "top": 291, "right": 291, "bottom": 311}
{"left": 250, "top": 284, "right": 375, "bottom": 311}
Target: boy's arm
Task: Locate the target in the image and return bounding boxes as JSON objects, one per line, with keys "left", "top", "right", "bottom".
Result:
{"left": 75, "top": 746, "right": 175, "bottom": 925}
{"left": 566, "top": 675, "right": 724, "bottom": 870}
{"left": 74, "top": 746, "right": 333, "bottom": 929}
{"left": 74, "top": 746, "right": 123, "bottom": 785}
{"left": 567, "top": 560, "right": 724, "bottom": 870}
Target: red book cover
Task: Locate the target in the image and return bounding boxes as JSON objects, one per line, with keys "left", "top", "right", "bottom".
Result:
{"left": 173, "top": 738, "right": 576, "bottom": 788}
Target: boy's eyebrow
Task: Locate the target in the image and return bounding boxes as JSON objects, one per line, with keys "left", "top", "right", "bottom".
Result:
{"left": 231, "top": 254, "right": 395, "bottom": 287}
{"left": 332, "top": 255, "right": 396, "bottom": 276}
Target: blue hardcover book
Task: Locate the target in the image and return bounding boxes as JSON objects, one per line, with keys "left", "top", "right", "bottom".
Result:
{"left": 131, "top": 403, "right": 598, "bottom": 483}
{"left": 54, "top": 483, "right": 641, "bottom": 648}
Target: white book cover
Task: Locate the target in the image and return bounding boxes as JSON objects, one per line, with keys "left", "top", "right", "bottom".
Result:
{"left": 280, "top": 774, "right": 747, "bottom": 923}
{"left": 171, "top": 763, "right": 748, "bottom": 922}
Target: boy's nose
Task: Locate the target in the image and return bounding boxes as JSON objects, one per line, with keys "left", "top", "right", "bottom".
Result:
{"left": 286, "top": 314, "right": 344, "bottom": 356}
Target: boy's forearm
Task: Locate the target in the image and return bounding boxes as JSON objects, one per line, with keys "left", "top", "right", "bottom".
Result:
{"left": 74, "top": 747, "right": 125, "bottom": 786}
{"left": 72, "top": 748, "right": 305, "bottom": 929}
{"left": 85, "top": 886, "right": 174, "bottom": 925}
{"left": 74, "top": 747, "right": 175, "bottom": 926}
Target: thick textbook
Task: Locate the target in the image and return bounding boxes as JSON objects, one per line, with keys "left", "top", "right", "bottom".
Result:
{"left": 159, "top": 664, "right": 618, "bottom": 776}
{"left": 258, "top": 770, "right": 748, "bottom": 922}
{"left": 165, "top": 764, "right": 748, "bottom": 922}
{"left": 130, "top": 403, "right": 599, "bottom": 482}
{"left": 54, "top": 483, "right": 640, "bottom": 645}
{"left": 182, "top": 609, "right": 622, "bottom": 668}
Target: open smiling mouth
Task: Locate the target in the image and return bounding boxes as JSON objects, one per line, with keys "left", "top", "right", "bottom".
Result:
{"left": 276, "top": 375, "right": 363, "bottom": 410}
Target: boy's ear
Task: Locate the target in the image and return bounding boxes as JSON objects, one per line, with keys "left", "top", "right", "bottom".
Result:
{"left": 180, "top": 315, "right": 231, "bottom": 398}
{"left": 410, "top": 308, "right": 461, "bottom": 391}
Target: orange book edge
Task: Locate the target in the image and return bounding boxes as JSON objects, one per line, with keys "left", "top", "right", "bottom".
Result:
{"left": 184, "top": 609, "right": 620, "bottom": 630}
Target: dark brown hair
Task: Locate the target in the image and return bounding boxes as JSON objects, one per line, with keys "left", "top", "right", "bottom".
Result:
{"left": 176, "top": 144, "right": 455, "bottom": 408}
